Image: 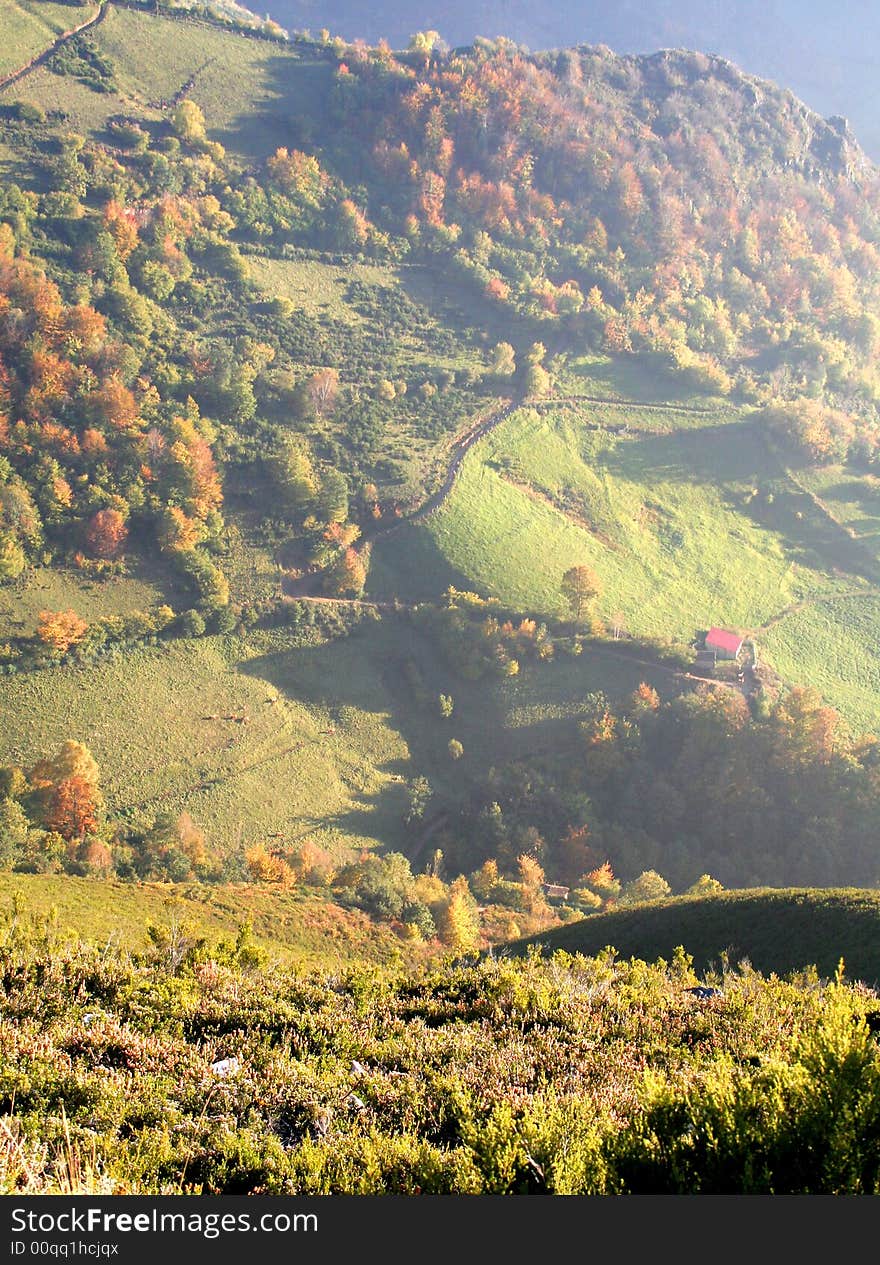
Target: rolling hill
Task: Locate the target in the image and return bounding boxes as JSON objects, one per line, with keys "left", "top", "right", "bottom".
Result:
{"left": 508, "top": 888, "right": 880, "bottom": 986}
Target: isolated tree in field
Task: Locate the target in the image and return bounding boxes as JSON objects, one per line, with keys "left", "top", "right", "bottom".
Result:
{"left": 561, "top": 564, "right": 601, "bottom": 622}
{"left": 172, "top": 100, "right": 207, "bottom": 147}
{"left": 36, "top": 609, "right": 88, "bottom": 653}
{"left": 447, "top": 738, "right": 463, "bottom": 760}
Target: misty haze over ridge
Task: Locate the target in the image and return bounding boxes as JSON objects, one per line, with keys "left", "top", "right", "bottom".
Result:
{"left": 263, "top": 0, "right": 880, "bottom": 161}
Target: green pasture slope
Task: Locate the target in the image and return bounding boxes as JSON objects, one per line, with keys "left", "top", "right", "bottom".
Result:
{"left": 0, "top": 553, "right": 185, "bottom": 641}
{"left": 761, "top": 595, "right": 880, "bottom": 737}
{"left": 0, "top": 614, "right": 676, "bottom": 854}
{"left": 0, "top": 1, "right": 95, "bottom": 78}
{"left": 0, "top": 872, "right": 406, "bottom": 965}
{"left": 369, "top": 403, "right": 859, "bottom": 633}
{"left": 4, "top": 4, "right": 329, "bottom": 159}
{"left": 369, "top": 395, "right": 880, "bottom": 731}
{"left": 509, "top": 887, "right": 880, "bottom": 986}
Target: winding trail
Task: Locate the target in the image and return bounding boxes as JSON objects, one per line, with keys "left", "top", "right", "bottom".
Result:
{"left": 281, "top": 396, "right": 519, "bottom": 597}
{"left": 283, "top": 387, "right": 720, "bottom": 601}
{"left": 381, "top": 397, "right": 520, "bottom": 533}
{"left": 753, "top": 586, "right": 880, "bottom": 636}
{"left": 0, "top": 2, "right": 107, "bottom": 94}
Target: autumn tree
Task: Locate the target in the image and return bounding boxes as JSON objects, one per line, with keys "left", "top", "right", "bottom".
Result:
{"left": 245, "top": 842, "right": 295, "bottom": 885}
{"left": 84, "top": 508, "right": 128, "bottom": 559}
{"left": 266, "top": 148, "right": 328, "bottom": 206}
{"left": 36, "top": 609, "right": 88, "bottom": 654}
{"left": 517, "top": 852, "right": 550, "bottom": 916}
{"left": 325, "top": 547, "right": 366, "bottom": 597}
{"left": 561, "top": 564, "right": 601, "bottom": 622}
{"left": 307, "top": 368, "right": 340, "bottom": 418}
{"left": 45, "top": 775, "right": 102, "bottom": 842}
{"left": 29, "top": 740, "right": 104, "bottom": 843}
{"left": 172, "top": 100, "right": 207, "bottom": 147}
{"left": 437, "top": 875, "right": 480, "bottom": 951}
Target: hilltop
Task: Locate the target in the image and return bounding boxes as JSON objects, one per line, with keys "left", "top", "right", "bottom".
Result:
{"left": 507, "top": 887, "right": 880, "bottom": 986}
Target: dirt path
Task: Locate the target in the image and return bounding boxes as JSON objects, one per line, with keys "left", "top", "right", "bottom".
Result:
{"left": 280, "top": 389, "right": 740, "bottom": 606}
{"left": 287, "top": 387, "right": 699, "bottom": 594}
{"left": 0, "top": 2, "right": 107, "bottom": 93}
{"left": 533, "top": 394, "right": 719, "bottom": 415}
{"left": 281, "top": 397, "right": 518, "bottom": 597}
{"left": 382, "top": 397, "right": 520, "bottom": 534}
{"left": 753, "top": 586, "right": 880, "bottom": 636}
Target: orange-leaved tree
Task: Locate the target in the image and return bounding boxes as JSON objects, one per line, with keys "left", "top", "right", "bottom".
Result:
{"left": 85, "top": 507, "right": 128, "bottom": 559}
{"left": 36, "top": 609, "right": 88, "bottom": 653}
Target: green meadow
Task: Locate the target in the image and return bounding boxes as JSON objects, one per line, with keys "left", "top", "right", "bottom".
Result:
{"left": 0, "top": 612, "right": 677, "bottom": 855}
{"left": 248, "top": 255, "right": 398, "bottom": 324}
{"left": 0, "top": 555, "right": 180, "bottom": 641}
{"left": 0, "top": 1, "right": 94, "bottom": 78}
{"left": 5, "top": 5, "right": 328, "bottom": 158}
{"left": 368, "top": 406, "right": 852, "bottom": 638}
{"left": 0, "top": 872, "right": 406, "bottom": 964}
{"left": 761, "top": 595, "right": 880, "bottom": 736}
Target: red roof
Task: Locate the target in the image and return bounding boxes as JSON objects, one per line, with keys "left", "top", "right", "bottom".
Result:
{"left": 705, "top": 627, "right": 743, "bottom": 654}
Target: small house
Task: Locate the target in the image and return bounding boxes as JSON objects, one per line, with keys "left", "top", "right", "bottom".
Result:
{"left": 541, "top": 883, "right": 570, "bottom": 901}
{"left": 705, "top": 627, "right": 743, "bottom": 660}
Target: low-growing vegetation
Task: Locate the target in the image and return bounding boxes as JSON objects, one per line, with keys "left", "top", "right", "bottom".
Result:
{"left": 1, "top": 908, "right": 879, "bottom": 1194}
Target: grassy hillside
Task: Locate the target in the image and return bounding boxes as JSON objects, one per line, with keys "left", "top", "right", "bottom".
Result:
{"left": 0, "top": 871, "right": 407, "bottom": 964}
{"left": 4, "top": 5, "right": 326, "bottom": 158}
{"left": 509, "top": 888, "right": 880, "bottom": 986}
{"left": 368, "top": 405, "right": 866, "bottom": 636}
{"left": 368, "top": 399, "right": 880, "bottom": 735}
{"left": 0, "top": 613, "right": 677, "bottom": 853}
{"left": 0, "top": 1, "right": 95, "bottom": 78}
{"left": 761, "top": 596, "right": 880, "bottom": 736}
{"left": 0, "top": 554, "right": 182, "bottom": 641}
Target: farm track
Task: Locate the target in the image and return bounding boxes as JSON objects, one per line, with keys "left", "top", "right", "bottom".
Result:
{"left": 754, "top": 586, "right": 880, "bottom": 635}
{"left": 532, "top": 394, "right": 720, "bottom": 415}
{"left": 283, "top": 387, "right": 737, "bottom": 606}
{"left": 0, "top": 1, "right": 106, "bottom": 93}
